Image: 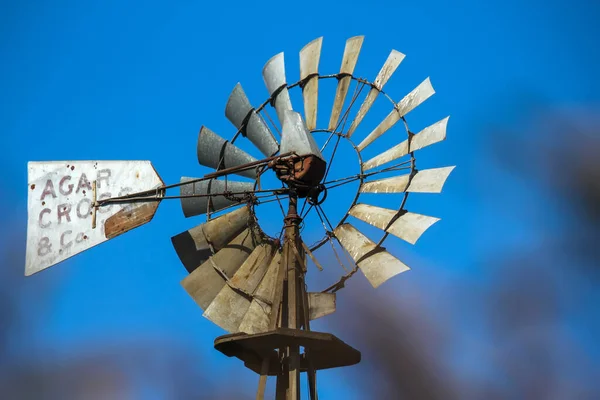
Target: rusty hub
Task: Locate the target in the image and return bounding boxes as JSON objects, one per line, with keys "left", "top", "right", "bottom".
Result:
{"left": 270, "top": 155, "right": 327, "bottom": 198}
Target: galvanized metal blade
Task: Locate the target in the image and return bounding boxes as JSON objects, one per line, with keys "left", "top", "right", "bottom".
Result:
{"left": 281, "top": 111, "right": 324, "bottom": 160}
{"left": 346, "top": 50, "right": 405, "bottom": 138}
{"left": 348, "top": 203, "right": 440, "bottom": 244}
{"left": 25, "top": 160, "right": 163, "bottom": 276}
{"left": 334, "top": 223, "right": 409, "bottom": 288}
{"left": 225, "top": 83, "right": 279, "bottom": 157}
{"left": 179, "top": 177, "right": 254, "bottom": 217}
{"left": 307, "top": 292, "right": 336, "bottom": 320}
{"left": 262, "top": 52, "right": 293, "bottom": 126}
{"left": 299, "top": 37, "right": 323, "bottom": 130}
{"left": 238, "top": 251, "right": 281, "bottom": 334}
{"left": 203, "top": 242, "right": 277, "bottom": 332}
{"left": 362, "top": 116, "right": 449, "bottom": 171}
{"left": 357, "top": 78, "right": 435, "bottom": 151}
{"left": 328, "top": 36, "right": 364, "bottom": 131}
{"left": 171, "top": 205, "right": 250, "bottom": 273}
{"left": 181, "top": 228, "right": 259, "bottom": 310}
{"left": 197, "top": 127, "right": 258, "bottom": 179}
{"left": 360, "top": 166, "right": 455, "bottom": 194}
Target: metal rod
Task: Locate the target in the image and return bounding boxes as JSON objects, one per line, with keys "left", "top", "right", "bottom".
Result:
{"left": 285, "top": 193, "right": 301, "bottom": 400}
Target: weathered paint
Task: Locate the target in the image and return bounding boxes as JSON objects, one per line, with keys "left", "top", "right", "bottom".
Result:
{"left": 262, "top": 52, "right": 293, "bottom": 125}
{"left": 197, "top": 127, "right": 258, "bottom": 179}
{"left": 225, "top": 83, "right": 279, "bottom": 157}
{"left": 329, "top": 36, "right": 364, "bottom": 131}
{"left": 238, "top": 251, "right": 281, "bottom": 334}
{"left": 362, "top": 116, "right": 449, "bottom": 171}
{"left": 299, "top": 37, "right": 323, "bottom": 131}
{"left": 334, "top": 223, "right": 409, "bottom": 288}
{"left": 25, "top": 160, "right": 163, "bottom": 276}
{"left": 203, "top": 243, "right": 276, "bottom": 332}
{"left": 360, "top": 166, "right": 455, "bottom": 194}
{"left": 181, "top": 228, "right": 257, "bottom": 310}
{"left": 307, "top": 292, "right": 336, "bottom": 320}
{"left": 346, "top": 50, "right": 405, "bottom": 138}
{"left": 406, "top": 166, "right": 455, "bottom": 193}
{"left": 171, "top": 205, "right": 250, "bottom": 273}
{"left": 357, "top": 77, "right": 435, "bottom": 151}
{"left": 349, "top": 203, "right": 440, "bottom": 244}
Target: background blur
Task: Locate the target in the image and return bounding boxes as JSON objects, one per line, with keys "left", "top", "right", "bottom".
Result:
{"left": 1, "top": 0, "right": 599, "bottom": 399}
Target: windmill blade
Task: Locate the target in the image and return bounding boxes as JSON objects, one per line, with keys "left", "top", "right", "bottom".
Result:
{"left": 25, "top": 160, "right": 163, "bottom": 276}
{"left": 225, "top": 83, "right": 279, "bottom": 157}
{"left": 181, "top": 228, "right": 259, "bottom": 311}
{"left": 346, "top": 50, "right": 405, "bottom": 138}
{"left": 281, "top": 111, "right": 324, "bottom": 160}
{"left": 171, "top": 205, "right": 251, "bottom": 273}
{"left": 357, "top": 78, "right": 435, "bottom": 151}
{"left": 334, "top": 223, "right": 409, "bottom": 288}
{"left": 362, "top": 116, "right": 449, "bottom": 171}
{"left": 299, "top": 37, "right": 323, "bottom": 130}
{"left": 348, "top": 203, "right": 439, "bottom": 245}
{"left": 179, "top": 177, "right": 254, "bottom": 217}
{"left": 307, "top": 292, "right": 336, "bottom": 320}
{"left": 329, "top": 36, "right": 364, "bottom": 131}
{"left": 197, "top": 126, "right": 258, "bottom": 179}
{"left": 238, "top": 251, "right": 281, "bottom": 334}
{"left": 360, "top": 166, "right": 455, "bottom": 194}
{"left": 263, "top": 52, "right": 293, "bottom": 126}
{"left": 203, "top": 242, "right": 277, "bottom": 332}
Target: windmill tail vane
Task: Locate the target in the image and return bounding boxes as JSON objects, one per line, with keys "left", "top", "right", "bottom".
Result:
{"left": 25, "top": 35, "right": 454, "bottom": 399}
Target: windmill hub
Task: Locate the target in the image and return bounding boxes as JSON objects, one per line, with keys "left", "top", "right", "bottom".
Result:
{"left": 270, "top": 154, "right": 326, "bottom": 198}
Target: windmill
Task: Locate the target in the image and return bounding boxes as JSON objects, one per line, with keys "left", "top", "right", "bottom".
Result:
{"left": 25, "top": 36, "right": 454, "bottom": 399}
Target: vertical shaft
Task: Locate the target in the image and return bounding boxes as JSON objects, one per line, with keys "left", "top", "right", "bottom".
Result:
{"left": 285, "top": 193, "right": 301, "bottom": 400}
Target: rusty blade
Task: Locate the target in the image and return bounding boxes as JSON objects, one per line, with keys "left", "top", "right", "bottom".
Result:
{"left": 179, "top": 177, "right": 254, "bottom": 217}
{"left": 171, "top": 205, "right": 250, "bottom": 273}
{"left": 238, "top": 251, "right": 281, "bottom": 334}
{"left": 262, "top": 52, "right": 293, "bottom": 126}
{"left": 362, "top": 116, "right": 449, "bottom": 171}
{"left": 334, "top": 223, "right": 409, "bottom": 288}
{"left": 203, "top": 242, "right": 276, "bottom": 332}
{"left": 328, "top": 36, "right": 364, "bottom": 131}
{"left": 308, "top": 292, "right": 336, "bottom": 320}
{"left": 225, "top": 83, "right": 279, "bottom": 157}
{"left": 197, "top": 126, "right": 258, "bottom": 179}
{"left": 346, "top": 50, "right": 405, "bottom": 138}
{"left": 407, "top": 166, "right": 455, "bottom": 193}
{"left": 300, "top": 37, "right": 323, "bottom": 131}
{"left": 357, "top": 77, "right": 435, "bottom": 151}
{"left": 25, "top": 160, "right": 163, "bottom": 276}
{"left": 349, "top": 203, "right": 440, "bottom": 244}
{"left": 181, "top": 228, "right": 258, "bottom": 310}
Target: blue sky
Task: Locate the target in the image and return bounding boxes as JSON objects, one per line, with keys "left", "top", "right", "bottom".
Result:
{"left": 2, "top": 0, "right": 599, "bottom": 398}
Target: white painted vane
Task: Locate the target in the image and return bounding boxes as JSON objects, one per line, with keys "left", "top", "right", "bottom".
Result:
{"left": 26, "top": 160, "right": 163, "bottom": 276}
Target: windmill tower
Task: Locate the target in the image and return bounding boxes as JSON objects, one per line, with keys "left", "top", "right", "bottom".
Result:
{"left": 25, "top": 36, "right": 454, "bottom": 399}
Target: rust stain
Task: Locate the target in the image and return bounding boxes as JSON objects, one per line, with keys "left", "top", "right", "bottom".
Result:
{"left": 30, "top": 184, "right": 35, "bottom": 190}
{"left": 104, "top": 201, "right": 160, "bottom": 239}
{"left": 136, "top": 172, "right": 140, "bottom": 178}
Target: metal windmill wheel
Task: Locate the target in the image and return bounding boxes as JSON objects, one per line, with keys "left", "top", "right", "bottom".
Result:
{"left": 25, "top": 35, "right": 454, "bottom": 400}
